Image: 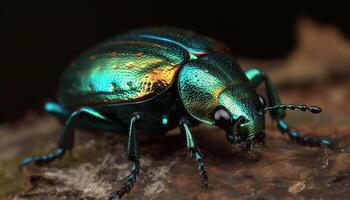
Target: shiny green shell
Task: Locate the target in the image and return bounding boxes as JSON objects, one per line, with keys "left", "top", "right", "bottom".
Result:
{"left": 178, "top": 53, "right": 257, "bottom": 125}
{"left": 58, "top": 27, "right": 229, "bottom": 109}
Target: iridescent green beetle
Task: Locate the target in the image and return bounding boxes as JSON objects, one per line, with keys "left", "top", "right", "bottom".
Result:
{"left": 20, "top": 27, "right": 332, "bottom": 199}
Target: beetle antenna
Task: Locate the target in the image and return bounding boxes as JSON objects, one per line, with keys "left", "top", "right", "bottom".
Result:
{"left": 263, "top": 104, "right": 322, "bottom": 114}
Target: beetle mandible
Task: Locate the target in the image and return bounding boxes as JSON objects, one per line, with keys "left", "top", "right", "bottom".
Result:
{"left": 20, "top": 27, "right": 332, "bottom": 199}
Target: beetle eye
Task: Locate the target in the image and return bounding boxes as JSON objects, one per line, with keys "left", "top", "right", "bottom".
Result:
{"left": 214, "top": 108, "right": 231, "bottom": 128}
{"left": 259, "top": 95, "right": 266, "bottom": 109}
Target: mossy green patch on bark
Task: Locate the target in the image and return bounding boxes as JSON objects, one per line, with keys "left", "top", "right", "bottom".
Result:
{"left": 50, "top": 140, "right": 106, "bottom": 168}
{"left": 0, "top": 157, "right": 27, "bottom": 198}
{"left": 0, "top": 133, "right": 107, "bottom": 198}
{"left": 0, "top": 138, "right": 54, "bottom": 198}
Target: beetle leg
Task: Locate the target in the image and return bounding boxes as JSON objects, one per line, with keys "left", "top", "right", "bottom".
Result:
{"left": 179, "top": 118, "right": 208, "bottom": 187}
{"left": 20, "top": 107, "right": 111, "bottom": 166}
{"left": 44, "top": 102, "right": 70, "bottom": 119}
{"left": 109, "top": 113, "right": 141, "bottom": 200}
{"left": 245, "top": 68, "right": 333, "bottom": 148}
{"left": 245, "top": 68, "right": 285, "bottom": 118}
{"left": 276, "top": 119, "right": 333, "bottom": 148}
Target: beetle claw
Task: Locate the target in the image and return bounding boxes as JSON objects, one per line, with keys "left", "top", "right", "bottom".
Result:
{"left": 110, "top": 160, "right": 140, "bottom": 199}
{"left": 192, "top": 150, "right": 209, "bottom": 188}
{"left": 200, "top": 165, "right": 209, "bottom": 188}
{"left": 108, "top": 191, "right": 122, "bottom": 200}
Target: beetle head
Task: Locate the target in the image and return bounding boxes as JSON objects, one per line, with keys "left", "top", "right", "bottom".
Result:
{"left": 213, "top": 84, "right": 266, "bottom": 151}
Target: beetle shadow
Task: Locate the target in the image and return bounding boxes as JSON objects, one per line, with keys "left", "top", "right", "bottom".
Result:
{"left": 137, "top": 126, "right": 263, "bottom": 164}
{"left": 138, "top": 132, "right": 184, "bottom": 161}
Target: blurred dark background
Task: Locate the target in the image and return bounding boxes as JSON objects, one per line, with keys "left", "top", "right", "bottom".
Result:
{"left": 1, "top": 2, "right": 350, "bottom": 123}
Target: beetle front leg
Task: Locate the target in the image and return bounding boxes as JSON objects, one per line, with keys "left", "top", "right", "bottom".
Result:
{"left": 245, "top": 68, "right": 332, "bottom": 148}
{"left": 20, "top": 107, "right": 111, "bottom": 166}
{"left": 179, "top": 118, "right": 208, "bottom": 187}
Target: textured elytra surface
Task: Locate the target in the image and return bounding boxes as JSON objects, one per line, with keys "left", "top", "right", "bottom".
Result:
{"left": 59, "top": 38, "right": 188, "bottom": 108}
{"left": 58, "top": 27, "right": 230, "bottom": 109}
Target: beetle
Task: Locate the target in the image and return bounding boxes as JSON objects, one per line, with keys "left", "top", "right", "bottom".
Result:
{"left": 20, "top": 27, "right": 332, "bottom": 199}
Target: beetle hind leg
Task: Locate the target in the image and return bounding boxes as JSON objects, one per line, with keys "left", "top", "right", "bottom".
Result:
{"left": 44, "top": 102, "right": 70, "bottom": 119}
{"left": 20, "top": 107, "right": 112, "bottom": 166}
